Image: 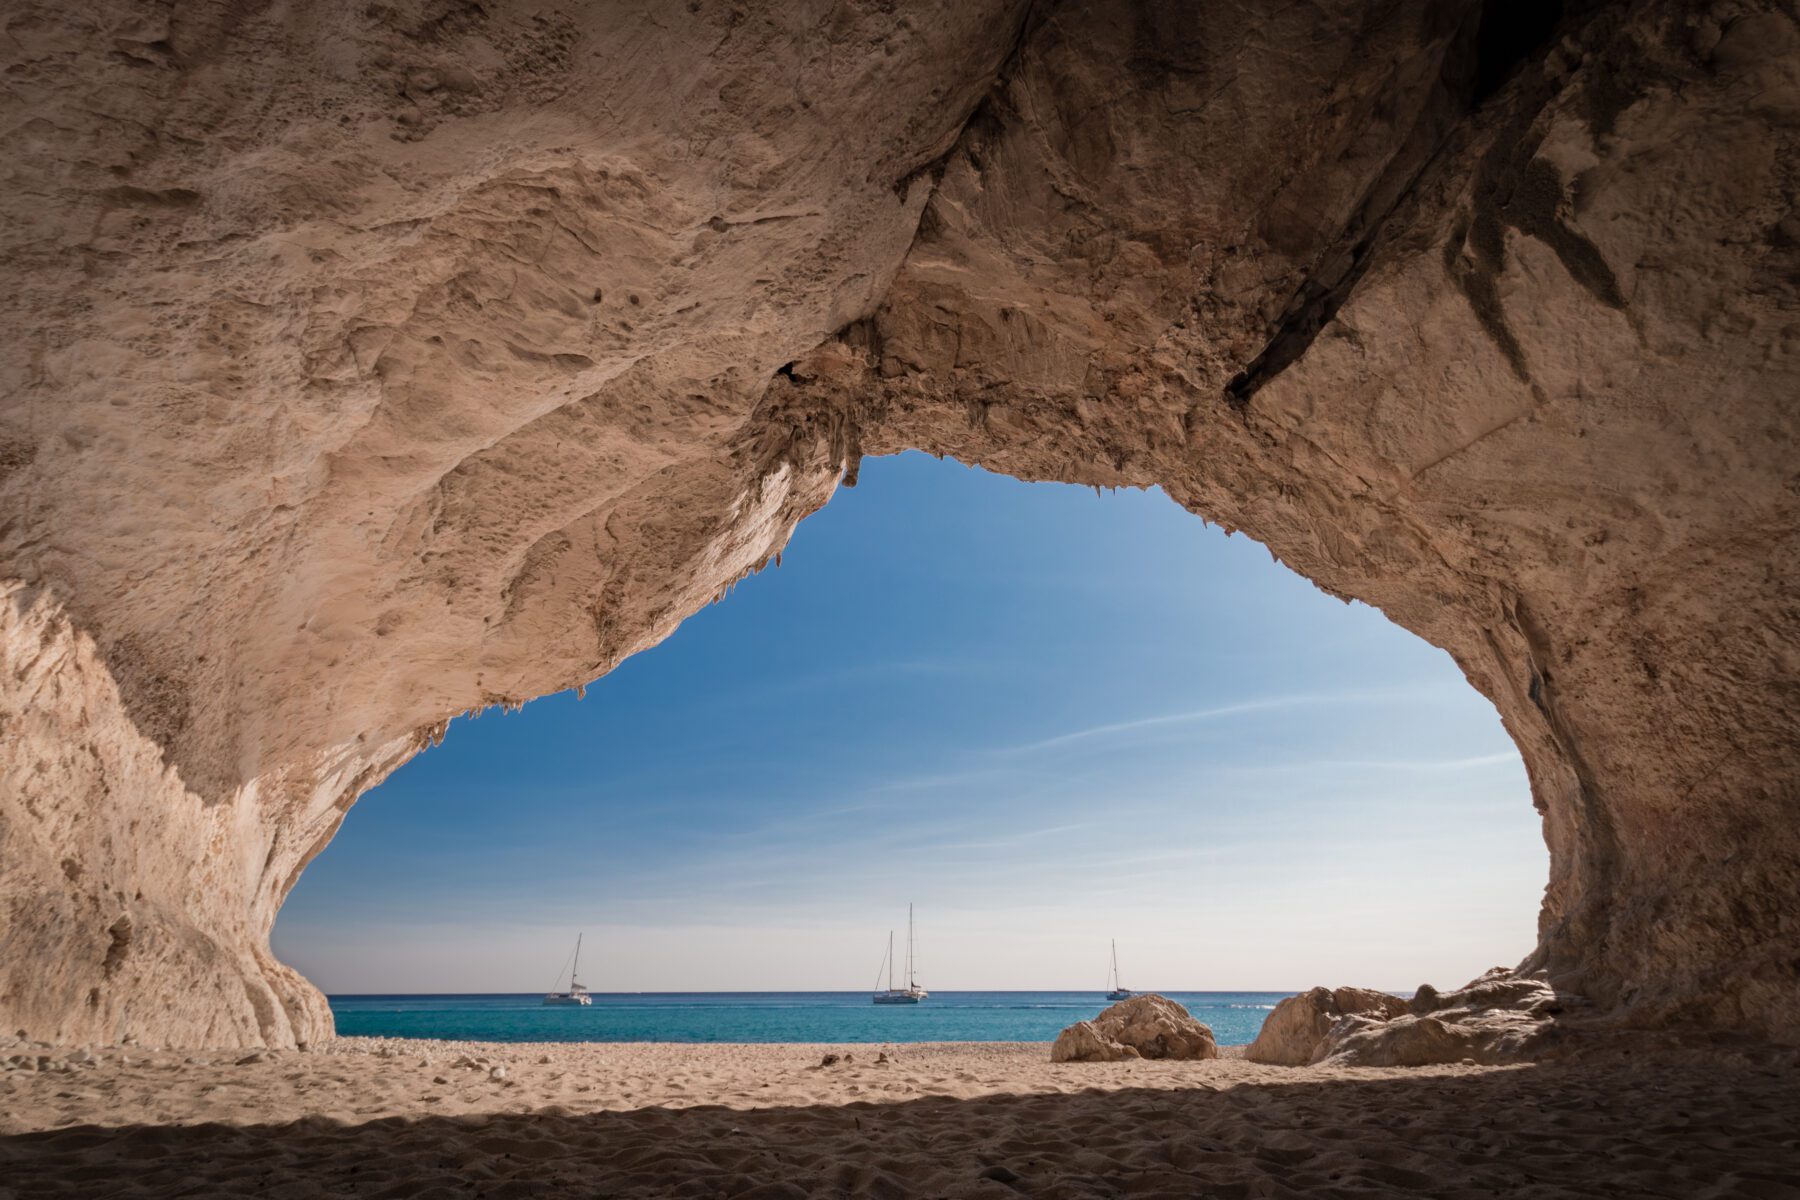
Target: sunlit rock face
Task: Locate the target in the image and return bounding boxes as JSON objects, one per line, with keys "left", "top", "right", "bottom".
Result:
{"left": 1247, "top": 988, "right": 1412, "bottom": 1067}
{"left": 2, "top": 0, "right": 1795, "bottom": 1048}
{"left": 1052, "top": 994, "right": 1219, "bottom": 1063}
{"left": 1248, "top": 971, "right": 1561, "bottom": 1067}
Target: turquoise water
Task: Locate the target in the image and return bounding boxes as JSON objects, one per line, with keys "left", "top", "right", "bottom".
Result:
{"left": 328, "top": 991, "right": 1285, "bottom": 1046}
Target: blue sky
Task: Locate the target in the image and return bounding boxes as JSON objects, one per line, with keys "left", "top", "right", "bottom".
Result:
{"left": 274, "top": 452, "right": 1545, "bottom": 994}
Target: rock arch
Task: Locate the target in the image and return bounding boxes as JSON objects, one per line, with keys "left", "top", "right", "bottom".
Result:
{"left": 1, "top": 0, "right": 1795, "bottom": 1048}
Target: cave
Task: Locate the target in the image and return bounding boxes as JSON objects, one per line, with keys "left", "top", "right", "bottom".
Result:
{"left": 1, "top": 0, "right": 1795, "bottom": 1055}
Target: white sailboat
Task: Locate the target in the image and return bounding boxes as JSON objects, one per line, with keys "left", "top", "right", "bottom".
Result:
{"left": 1105, "top": 939, "right": 1132, "bottom": 1002}
{"left": 872, "top": 904, "right": 928, "bottom": 1004}
{"left": 543, "top": 933, "right": 593, "bottom": 1006}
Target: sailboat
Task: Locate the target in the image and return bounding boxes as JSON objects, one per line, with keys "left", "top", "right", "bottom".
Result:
{"left": 872, "top": 904, "right": 928, "bottom": 1004}
{"left": 1105, "top": 939, "right": 1132, "bottom": 1002}
{"left": 543, "top": 933, "right": 593, "bottom": 1006}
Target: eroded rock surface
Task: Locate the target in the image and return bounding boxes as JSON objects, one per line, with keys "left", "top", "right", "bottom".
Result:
{"left": 1246, "top": 987, "right": 1411, "bottom": 1066}
{"left": 1252, "top": 969, "right": 1568, "bottom": 1067}
{"left": 1051, "top": 995, "right": 1218, "bottom": 1063}
{"left": 1049, "top": 1021, "right": 1139, "bottom": 1064}
{"left": 2, "top": 0, "right": 1796, "bottom": 1046}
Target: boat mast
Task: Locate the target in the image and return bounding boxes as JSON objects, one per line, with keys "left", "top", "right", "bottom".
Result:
{"left": 907, "top": 903, "right": 915, "bottom": 989}
{"left": 1111, "top": 939, "right": 1118, "bottom": 990}
{"left": 573, "top": 933, "right": 583, "bottom": 987}
{"left": 887, "top": 930, "right": 895, "bottom": 992}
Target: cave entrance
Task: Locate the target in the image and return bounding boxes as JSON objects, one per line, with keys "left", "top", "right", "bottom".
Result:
{"left": 273, "top": 451, "right": 1543, "bottom": 1022}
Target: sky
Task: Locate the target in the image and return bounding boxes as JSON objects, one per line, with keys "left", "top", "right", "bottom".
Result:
{"left": 273, "top": 452, "right": 1546, "bottom": 995}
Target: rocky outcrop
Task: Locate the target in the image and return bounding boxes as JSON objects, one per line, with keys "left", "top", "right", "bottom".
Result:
{"left": 0, "top": 583, "right": 420, "bottom": 1046}
{"left": 1246, "top": 988, "right": 1411, "bottom": 1066}
{"left": 1321, "top": 968, "right": 1567, "bottom": 1067}
{"left": 2, "top": 0, "right": 1797, "bottom": 1046}
{"left": 1051, "top": 995, "right": 1218, "bottom": 1062}
{"left": 1252, "top": 969, "right": 1568, "bottom": 1067}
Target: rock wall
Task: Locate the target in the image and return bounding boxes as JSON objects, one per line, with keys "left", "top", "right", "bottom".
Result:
{"left": 1, "top": 0, "right": 1795, "bottom": 1046}
{"left": 0, "top": 581, "right": 418, "bottom": 1046}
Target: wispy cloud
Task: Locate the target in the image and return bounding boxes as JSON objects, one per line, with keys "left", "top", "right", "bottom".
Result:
{"left": 1005, "top": 686, "right": 1462, "bottom": 755}
{"left": 1319, "top": 752, "right": 1519, "bottom": 772}
{"left": 1203, "top": 751, "right": 1521, "bottom": 777}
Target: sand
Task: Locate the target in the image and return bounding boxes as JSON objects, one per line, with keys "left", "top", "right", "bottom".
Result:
{"left": 2, "top": 1038, "right": 1797, "bottom": 1198}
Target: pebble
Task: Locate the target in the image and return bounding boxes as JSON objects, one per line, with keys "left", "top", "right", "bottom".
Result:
{"left": 489, "top": 1066, "right": 508, "bottom": 1082}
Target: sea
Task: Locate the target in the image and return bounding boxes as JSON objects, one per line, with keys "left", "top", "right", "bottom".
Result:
{"left": 328, "top": 991, "right": 1287, "bottom": 1046}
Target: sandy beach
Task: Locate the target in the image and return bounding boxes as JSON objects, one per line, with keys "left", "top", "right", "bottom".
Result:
{"left": 3, "top": 1037, "right": 1797, "bottom": 1198}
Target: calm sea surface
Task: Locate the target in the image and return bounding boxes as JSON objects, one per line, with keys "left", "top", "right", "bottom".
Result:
{"left": 328, "top": 991, "right": 1286, "bottom": 1046}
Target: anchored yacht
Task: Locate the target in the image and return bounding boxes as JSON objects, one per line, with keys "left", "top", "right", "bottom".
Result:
{"left": 1105, "top": 939, "right": 1132, "bottom": 1002}
{"left": 872, "top": 904, "right": 928, "bottom": 1004}
{"left": 543, "top": 933, "right": 593, "bottom": 1006}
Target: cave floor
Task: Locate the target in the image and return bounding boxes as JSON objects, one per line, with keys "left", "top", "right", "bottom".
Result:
{"left": 1, "top": 1040, "right": 1796, "bottom": 1198}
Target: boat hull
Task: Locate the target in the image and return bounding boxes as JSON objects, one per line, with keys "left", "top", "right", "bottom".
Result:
{"left": 542, "top": 995, "right": 592, "bottom": 1006}
{"left": 872, "top": 995, "right": 923, "bottom": 1004}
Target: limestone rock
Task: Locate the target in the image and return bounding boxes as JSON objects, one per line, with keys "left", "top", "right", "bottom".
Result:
{"left": 1317, "top": 969, "right": 1565, "bottom": 1066}
{"left": 1323, "top": 1014, "right": 1483, "bottom": 1067}
{"left": 1052, "top": 995, "right": 1218, "bottom": 1062}
{"left": 1249, "top": 970, "right": 1572, "bottom": 1067}
{"left": 1050, "top": 1021, "right": 1139, "bottom": 1064}
{"left": 1409, "top": 968, "right": 1563, "bottom": 1019}
{"left": 1246, "top": 987, "right": 1410, "bottom": 1066}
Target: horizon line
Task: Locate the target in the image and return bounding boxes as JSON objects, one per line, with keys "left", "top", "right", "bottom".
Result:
{"left": 323, "top": 986, "right": 1407, "bottom": 997}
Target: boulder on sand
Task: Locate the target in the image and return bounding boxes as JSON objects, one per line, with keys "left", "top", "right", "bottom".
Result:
{"left": 1248, "top": 969, "right": 1567, "bottom": 1067}
{"left": 1050, "top": 1020, "right": 1138, "bottom": 1063}
{"left": 1322, "top": 968, "right": 1565, "bottom": 1066}
{"left": 1245, "top": 986, "right": 1409, "bottom": 1065}
{"left": 1051, "top": 994, "right": 1218, "bottom": 1062}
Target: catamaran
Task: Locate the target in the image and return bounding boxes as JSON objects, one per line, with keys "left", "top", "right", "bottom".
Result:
{"left": 1105, "top": 938, "right": 1132, "bottom": 1002}
{"left": 543, "top": 933, "right": 593, "bottom": 1006}
{"left": 872, "top": 904, "right": 928, "bottom": 1004}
